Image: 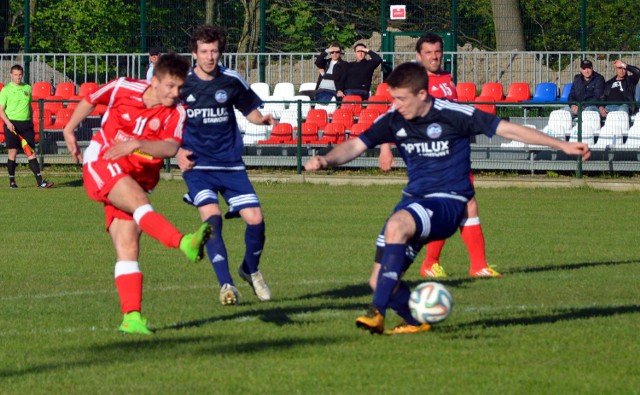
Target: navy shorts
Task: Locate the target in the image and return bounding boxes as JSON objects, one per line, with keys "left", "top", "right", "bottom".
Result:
{"left": 182, "top": 169, "right": 261, "bottom": 218}
{"left": 375, "top": 195, "right": 467, "bottom": 264}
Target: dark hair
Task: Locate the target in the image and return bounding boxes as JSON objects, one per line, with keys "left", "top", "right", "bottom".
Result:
{"left": 386, "top": 62, "right": 429, "bottom": 95}
{"left": 354, "top": 43, "right": 367, "bottom": 50}
{"left": 153, "top": 52, "right": 191, "bottom": 81}
{"left": 329, "top": 42, "right": 342, "bottom": 52}
{"left": 189, "top": 25, "right": 227, "bottom": 54}
{"left": 10, "top": 64, "right": 23, "bottom": 73}
{"left": 415, "top": 33, "right": 444, "bottom": 53}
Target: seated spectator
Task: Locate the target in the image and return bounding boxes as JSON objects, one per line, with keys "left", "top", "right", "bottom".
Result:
{"left": 343, "top": 43, "right": 382, "bottom": 100}
{"left": 314, "top": 43, "right": 347, "bottom": 103}
{"left": 599, "top": 60, "right": 640, "bottom": 118}
{"left": 565, "top": 59, "right": 605, "bottom": 116}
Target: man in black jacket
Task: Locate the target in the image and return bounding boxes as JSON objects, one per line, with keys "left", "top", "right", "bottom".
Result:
{"left": 598, "top": 60, "right": 640, "bottom": 118}
{"left": 567, "top": 59, "right": 605, "bottom": 116}
{"left": 343, "top": 43, "right": 382, "bottom": 100}
{"left": 314, "top": 43, "right": 348, "bottom": 102}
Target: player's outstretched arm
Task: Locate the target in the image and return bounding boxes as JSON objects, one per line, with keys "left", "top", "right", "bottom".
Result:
{"left": 103, "top": 138, "right": 180, "bottom": 161}
{"left": 305, "top": 138, "right": 368, "bottom": 171}
{"left": 495, "top": 120, "right": 591, "bottom": 161}
{"left": 246, "top": 109, "right": 277, "bottom": 126}
{"left": 63, "top": 99, "right": 96, "bottom": 163}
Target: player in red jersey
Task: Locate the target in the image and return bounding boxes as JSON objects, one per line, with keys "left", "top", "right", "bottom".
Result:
{"left": 375, "top": 33, "right": 500, "bottom": 286}
{"left": 62, "top": 53, "right": 212, "bottom": 335}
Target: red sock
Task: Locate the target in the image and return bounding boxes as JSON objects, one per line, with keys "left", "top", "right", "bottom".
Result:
{"left": 460, "top": 220, "right": 488, "bottom": 271}
{"left": 114, "top": 262, "right": 143, "bottom": 314}
{"left": 423, "top": 239, "right": 446, "bottom": 266}
{"left": 134, "top": 204, "right": 183, "bottom": 248}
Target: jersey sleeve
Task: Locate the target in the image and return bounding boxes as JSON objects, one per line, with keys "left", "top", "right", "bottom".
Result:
{"left": 87, "top": 78, "right": 119, "bottom": 105}
{"left": 468, "top": 107, "right": 501, "bottom": 138}
{"left": 234, "top": 81, "right": 263, "bottom": 116}
{"left": 0, "top": 89, "right": 7, "bottom": 108}
{"left": 161, "top": 104, "right": 187, "bottom": 144}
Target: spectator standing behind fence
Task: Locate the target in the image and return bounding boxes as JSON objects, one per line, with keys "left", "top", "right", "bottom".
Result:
{"left": 565, "top": 59, "right": 605, "bottom": 116}
{"left": 146, "top": 47, "right": 163, "bottom": 83}
{"left": 0, "top": 64, "right": 53, "bottom": 189}
{"left": 176, "top": 25, "right": 275, "bottom": 306}
{"left": 598, "top": 60, "right": 640, "bottom": 118}
{"left": 314, "top": 43, "right": 348, "bottom": 102}
{"left": 343, "top": 43, "right": 382, "bottom": 100}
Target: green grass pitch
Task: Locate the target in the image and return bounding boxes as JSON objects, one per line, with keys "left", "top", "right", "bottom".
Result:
{"left": 0, "top": 176, "right": 639, "bottom": 393}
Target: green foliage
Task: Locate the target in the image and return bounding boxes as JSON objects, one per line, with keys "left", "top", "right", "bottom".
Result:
{"left": 268, "top": 0, "right": 318, "bottom": 52}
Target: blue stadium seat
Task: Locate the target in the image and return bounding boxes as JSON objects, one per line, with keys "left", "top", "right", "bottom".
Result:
{"left": 558, "top": 83, "right": 572, "bottom": 102}
{"left": 526, "top": 82, "right": 558, "bottom": 103}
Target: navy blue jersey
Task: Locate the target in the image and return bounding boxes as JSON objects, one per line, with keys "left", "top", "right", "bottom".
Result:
{"left": 181, "top": 65, "right": 263, "bottom": 169}
{"left": 360, "top": 98, "right": 501, "bottom": 199}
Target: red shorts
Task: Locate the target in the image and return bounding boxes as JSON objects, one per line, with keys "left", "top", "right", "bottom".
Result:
{"left": 83, "top": 158, "right": 160, "bottom": 230}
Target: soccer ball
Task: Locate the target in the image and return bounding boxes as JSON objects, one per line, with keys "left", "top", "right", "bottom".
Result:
{"left": 409, "top": 282, "right": 453, "bottom": 324}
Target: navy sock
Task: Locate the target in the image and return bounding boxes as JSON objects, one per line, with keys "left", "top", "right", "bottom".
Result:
{"left": 388, "top": 281, "right": 421, "bottom": 325}
{"left": 241, "top": 222, "right": 265, "bottom": 274}
{"left": 205, "top": 215, "right": 233, "bottom": 286}
{"left": 372, "top": 243, "right": 407, "bottom": 317}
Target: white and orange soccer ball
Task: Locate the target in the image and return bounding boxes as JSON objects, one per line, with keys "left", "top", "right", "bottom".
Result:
{"left": 409, "top": 282, "right": 453, "bottom": 324}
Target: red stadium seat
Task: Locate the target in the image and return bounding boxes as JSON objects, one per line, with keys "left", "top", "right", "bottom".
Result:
{"left": 375, "top": 82, "right": 393, "bottom": 102}
{"left": 258, "top": 123, "right": 294, "bottom": 144}
{"left": 340, "top": 95, "right": 363, "bottom": 116}
{"left": 349, "top": 122, "right": 371, "bottom": 138}
{"left": 330, "top": 108, "right": 354, "bottom": 129}
{"left": 474, "top": 96, "right": 497, "bottom": 115}
{"left": 456, "top": 82, "right": 477, "bottom": 102}
{"left": 365, "top": 95, "right": 391, "bottom": 114}
{"left": 293, "top": 122, "right": 319, "bottom": 144}
{"left": 54, "top": 81, "right": 77, "bottom": 99}
{"left": 357, "top": 108, "right": 381, "bottom": 125}
{"left": 32, "top": 108, "right": 54, "bottom": 132}
{"left": 479, "top": 82, "right": 504, "bottom": 102}
{"left": 49, "top": 108, "right": 75, "bottom": 130}
{"left": 504, "top": 82, "right": 531, "bottom": 102}
{"left": 305, "top": 109, "right": 328, "bottom": 130}
{"left": 78, "top": 82, "right": 99, "bottom": 97}
{"left": 66, "top": 95, "right": 84, "bottom": 110}
{"left": 32, "top": 81, "right": 52, "bottom": 100}
{"left": 43, "top": 95, "right": 65, "bottom": 113}
{"left": 313, "top": 122, "right": 346, "bottom": 144}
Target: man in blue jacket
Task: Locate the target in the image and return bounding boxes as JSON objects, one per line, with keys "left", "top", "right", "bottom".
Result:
{"left": 566, "top": 59, "right": 605, "bottom": 116}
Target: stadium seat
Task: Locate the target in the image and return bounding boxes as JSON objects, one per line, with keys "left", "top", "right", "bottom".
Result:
{"left": 314, "top": 122, "right": 346, "bottom": 144}
{"left": 341, "top": 95, "right": 363, "bottom": 116}
{"left": 375, "top": 82, "right": 392, "bottom": 102}
{"left": 66, "top": 95, "right": 84, "bottom": 109}
{"left": 314, "top": 96, "right": 337, "bottom": 115}
{"left": 278, "top": 111, "right": 302, "bottom": 130}
{"left": 250, "top": 82, "right": 270, "bottom": 101}
{"left": 78, "top": 82, "right": 99, "bottom": 97}
{"left": 43, "top": 95, "right": 65, "bottom": 113}
{"left": 0, "top": 82, "right": 4, "bottom": 92}
{"left": 298, "top": 82, "right": 317, "bottom": 95}
{"left": 543, "top": 110, "right": 573, "bottom": 139}
{"left": 243, "top": 123, "right": 269, "bottom": 145}
{"left": 455, "top": 82, "right": 477, "bottom": 102}
{"left": 349, "top": 122, "right": 371, "bottom": 138}
{"left": 330, "top": 108, "right": 355, "bottom": 129}
{"left": 479, "top": 82, "right": 504, "bottom": 102}
{"left": 569, "top": 110, "right": 600, "bottom": 146}
{"left": 592, "top": 111, "right": 629, "bottom": 149}
{"left": 32, "top": 81, "right": 52, "bottom": 100}
{"left": 473, "top": 96, "right": 497, "bottom": 115}
{"left": 49, "top": 108, "right": 75, "bottom": 130}
{"left": 262, "top": 96, "right": 286, "bottom": 118}
{"left": 90, "top": 103, "right": 108, "bottom": 117}
{"left": 357, "top": 108, "right": 381, "bottom": 125}
{"left": 0, "top": 130, "right": 4, "bottom": 144}
{"left": 293, "top": 122, "right": 319, "bottom": 144}
{"left": 272, "top": 82, "right": 295, "bottom": 99}
{"left": 32, "top": 108, "right": 54, "bottom": 132}
{"left": 504, "top": 82, "right": 531, "bottom": 102}
{"left": 305, "top": 108, "right": 328, "bottom": 130}
{"left": 365, "top": 95, "right": 391, "bottom": 114}
{"left": 259, "top": 123, "right": 294, "bottom": 144}
{"left": 558, "top": 83, "right": 572, "bottom": 102}
{"left": 287, "top": 95, "right": 311, "bottom": 120}
{"left": 526, "top": 82, "right": 558, "bottom": 103}
{"left": 54, "top": 82, "right": 76, "bottom": 99}
{"left": 624, "top": 120, "right": 640, "bottom": 148}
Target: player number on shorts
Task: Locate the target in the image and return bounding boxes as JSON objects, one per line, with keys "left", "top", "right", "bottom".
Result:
{"left": 107, "top": 162, "right": 123, "bottom": 177}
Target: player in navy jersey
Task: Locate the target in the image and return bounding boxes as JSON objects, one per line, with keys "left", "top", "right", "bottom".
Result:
{"left": 177, "top": 25, "right": 275, "bottom": 305}
{"left": 305, "top": 62, "right": 590, "bottom": 335}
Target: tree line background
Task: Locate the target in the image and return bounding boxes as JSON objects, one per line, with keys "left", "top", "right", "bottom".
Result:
{"left": 0, "top": 0, "right": 638, "bottom": 54}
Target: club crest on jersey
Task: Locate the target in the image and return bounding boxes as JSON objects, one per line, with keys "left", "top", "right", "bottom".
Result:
{"left": 215, "top": 90, "right": 228, "bottom": 103}
{"left": 149, "top": 118, "right": 160, "bottom": 131}
{"left": 426, "top": 124, "right": 443, "bottom": 139}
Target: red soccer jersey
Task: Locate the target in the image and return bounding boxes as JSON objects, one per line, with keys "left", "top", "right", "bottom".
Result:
{"left": 87, "top": 77, "right": 186, "bottom": 174}
{"left": 428, "top": 71, "right": 458, "bottom": 100}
